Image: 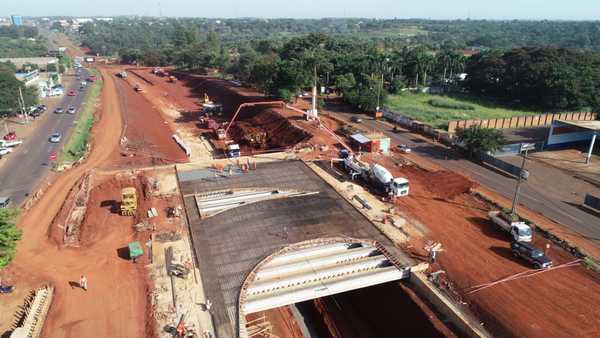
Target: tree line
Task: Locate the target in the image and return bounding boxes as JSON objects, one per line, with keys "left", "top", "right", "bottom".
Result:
{"left": 0, "top": 61, "right": 38, "bottom": 113}
{"left": 78, "top": 18, "right": 600, "bottom": 52}
{"left": 465, "top": 47, "right": 600, "bottom": 111}
{"left": 0, "top": 25, "right": 47, "bottom": 58}
{"left": 78, "top": 19, "right": 600, "bottom": 113}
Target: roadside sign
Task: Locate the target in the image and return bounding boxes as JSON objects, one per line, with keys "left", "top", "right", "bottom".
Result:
{"left": 520, "top": 143, "right": 536, "bottom": 152}
{"left": 50, "top": 152, "right": 57, "bottom": 161}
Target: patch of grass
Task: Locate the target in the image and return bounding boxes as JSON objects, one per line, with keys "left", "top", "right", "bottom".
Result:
{"left": 387, "top": 92, "right": 540, "bottom": 130}
{"left": 58, "top": 69, "right": 102, "bottom": 165}
{"left": 428, "top": 98, "right": 475, "bottom": 110}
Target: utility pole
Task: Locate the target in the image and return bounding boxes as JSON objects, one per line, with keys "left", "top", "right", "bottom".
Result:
{"left": 18, "top": 87, "right": 28, "bottom": 122}
{"left": 511, "top": 144, "right": 535, "bottom": 217}
{"left": 376, "top": 73, "right": 382, "bottom": 112}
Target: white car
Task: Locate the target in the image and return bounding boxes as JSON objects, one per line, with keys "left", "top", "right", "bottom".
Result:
{"left": 67, "top": 106, "right": 76, "bottom": 114}
{"left": 49, "top": 133, "right": 62, "bottom": 143}
{"left": 0, "top": 147, "right": 13, "bottom": 156}
{"left": 398, "top": 144, "right": 412, "bottom": 153}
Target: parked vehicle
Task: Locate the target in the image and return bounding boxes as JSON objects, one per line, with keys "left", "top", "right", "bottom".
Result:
{"left": 227, "top": 144, "right": 241, "bottom": 158}
{"left": 0, "top": 148, "right": 12, "bottom": 156}
{"left": 0, "top": 196, "right": 11, "bottom": 208}
{"left": 0, "top": 139, "right": 22, "bottom": 148}
{"left": 54, "top": 107, "right": 64, "bottom": 114}
{"left": 340, "top": 150, "right": 410, "bottom": 197}
{"left": 3, "top": 132, "right": 16, "bottom": 141}
{"left": 38, "top": 104, "right": 47, "bottom": 111}
{"left": 116, "top": 71, "right": 127, "bottom": 78}
{"left": 511, "top": 241, "right": 552, "bottom": 269}
{"left": 351, "top": 116, "right": 363, "bottom": 123}
{"left": 67, "top": 106, "right": 76, "bottom": 114}
{"left": 489, "top": 211, "right": 533, "bottom": 242}
{"left": 49, "top": 133, "right": 62, "bottom": 143}
{"left": 67, "top": 90, "right": 77, "bottom": 96}
{"left": 398, "top": 144, "right": 412, "bottom": 153}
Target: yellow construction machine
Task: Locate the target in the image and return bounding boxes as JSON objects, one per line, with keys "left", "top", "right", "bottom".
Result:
{"left": 121, "top": 187, "right": 137, "bottom": 216}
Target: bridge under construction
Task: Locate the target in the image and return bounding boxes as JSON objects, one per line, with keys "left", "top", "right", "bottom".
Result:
{"left": 178, "top": 160, "right": 426, "bottom": 337}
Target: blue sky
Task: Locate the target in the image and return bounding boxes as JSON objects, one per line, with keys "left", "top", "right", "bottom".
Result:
{"left": 2, "top": 0, "right": 600, "bottom": 20}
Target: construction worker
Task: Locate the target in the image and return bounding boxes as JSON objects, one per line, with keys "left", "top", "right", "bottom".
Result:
{"left": 79, "top": 275, "right": 88, "bottom": 291}
{"left": 430, "top": 249, "right": 437, "bottom": 263}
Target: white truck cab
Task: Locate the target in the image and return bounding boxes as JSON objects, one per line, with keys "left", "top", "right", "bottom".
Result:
{"left": 489, "top": 211, "right": 532, "bottom": 242}
{"left": 391, "top": 177, "right": 410, "bottom": 197}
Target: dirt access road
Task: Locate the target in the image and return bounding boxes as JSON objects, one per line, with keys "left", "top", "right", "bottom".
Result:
{"left": 0, "top": 67, "right": 150, "bottom": 338}
{"left": 366, "top": 154, "right": 600, "bottom": 338}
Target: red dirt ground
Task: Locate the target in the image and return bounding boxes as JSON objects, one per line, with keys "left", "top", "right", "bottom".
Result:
{"left": 106, "top": 66, "right": 189, "bottom": 167}
{"left": 0, "top": 68, "right": 151, "bottom": 338}
{"left": 369, "top": 155, "right": 600, "bottom": 338}
{"left": 128, "top": 68, "right": 342, "bottom": 155}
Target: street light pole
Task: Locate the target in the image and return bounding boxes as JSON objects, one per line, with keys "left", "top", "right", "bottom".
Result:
{"left": 511, "top": 145, "right": 533, "bottom": 217}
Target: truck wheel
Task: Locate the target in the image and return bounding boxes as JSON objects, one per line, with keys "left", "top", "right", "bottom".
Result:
{"left": 534, "top": 263, "right": 542, "bottom": 269}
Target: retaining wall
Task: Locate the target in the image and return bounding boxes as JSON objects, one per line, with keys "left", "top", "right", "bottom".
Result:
{"left": 448, "top": 112, "right": 598, "bottom": 134}
{"left": 409, "top": 272, "right": 490, "bottom": 338}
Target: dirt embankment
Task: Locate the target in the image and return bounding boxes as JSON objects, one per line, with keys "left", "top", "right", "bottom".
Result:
{"left": 129, "top": 69, "right": 338, "bottom": 154}
{"left": 230, "top": 109, "right": 311, "bottom": 149}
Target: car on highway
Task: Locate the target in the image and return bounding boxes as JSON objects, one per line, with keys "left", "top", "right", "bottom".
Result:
{"left": 0, "top": 197, "right": 11, "bottom": 208}
{"left": 54, "top": 107, "right": 65, "bottom": 114}
{"left": 351, "top": 116, "right": 363, "bottom": 123}
{"left": 67, "top": 106, "right": 76, "bottom": 114}
{"left": 67, "top": 90, "right": 77, "bottom": 96}
{"left": 398, "top": 144, "right": 412, "bottom": 153}
{"left": 79, "top": 86, "right": 86, "bottom": 91}
{"left": 511, "top": 241, "right": 553, "bottom": 269}
{"left": 49, "top": 133, "right": 62, "bottom": 143}
{"left": 3, "top": 132, "right": 16, "bottom": 141}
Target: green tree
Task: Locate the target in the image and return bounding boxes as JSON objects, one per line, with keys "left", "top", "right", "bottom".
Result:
{"left": 456, "top": 126, "right": 506, "bottom": 158}
{"left": 0, "top": 208, "right": 21, "bottom": 268}
{"left": 0, "top": 72, "right": 38, "bottom": 112}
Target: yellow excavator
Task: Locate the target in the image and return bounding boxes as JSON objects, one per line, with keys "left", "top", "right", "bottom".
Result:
{"left": 121, "top": 187, "right": 137, "bottom": 216}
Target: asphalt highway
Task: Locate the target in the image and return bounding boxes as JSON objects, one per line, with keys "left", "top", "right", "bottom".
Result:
{"left": 0, "top": 68, "right": 90, "bottom": 205}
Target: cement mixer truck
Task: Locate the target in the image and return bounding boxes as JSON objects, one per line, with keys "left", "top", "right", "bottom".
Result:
{"left": 340, "top": 150, "right": 409, "bottom": 198}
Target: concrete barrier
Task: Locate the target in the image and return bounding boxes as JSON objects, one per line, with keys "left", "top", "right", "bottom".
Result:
{"left": 409, "top": 272, "right": 491, "bottom": 338}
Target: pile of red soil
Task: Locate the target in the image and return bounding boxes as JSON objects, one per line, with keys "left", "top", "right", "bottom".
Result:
{"left": 423, "top": 171, "right": 477, "bottom": 199}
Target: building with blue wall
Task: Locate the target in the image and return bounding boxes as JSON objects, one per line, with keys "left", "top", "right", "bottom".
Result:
{"left": 547, "top": 120, "right": 599, "bottom": 163}
{"left": 10, "top": 15, "right": 23, "bottom": 26}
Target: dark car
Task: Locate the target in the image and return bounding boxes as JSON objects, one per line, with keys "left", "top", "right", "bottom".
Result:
{"left": 351, "top": 116, "right": 363, "bottom": 123}
{"left": 511, "top": 241, "right": 553, "bottom": 269}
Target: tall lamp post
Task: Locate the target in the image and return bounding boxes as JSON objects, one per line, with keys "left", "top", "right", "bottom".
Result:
{"left": 511, "top": 143, "right": 535, "bottom": 217}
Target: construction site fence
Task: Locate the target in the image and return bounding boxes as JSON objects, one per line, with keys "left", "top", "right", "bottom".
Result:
{"left": 584, "top": 193, "right": 600, "bottom": 211}
{"left": 382, "top": 109, "right": 454, "bottom": 145}
{"left": 448, "top": 112, "right": 598, "bottom": 134}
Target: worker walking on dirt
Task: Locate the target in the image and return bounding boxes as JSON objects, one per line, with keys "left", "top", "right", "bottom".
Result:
{"left": 79, "top": 275, "right": 88, "bottom": 291}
